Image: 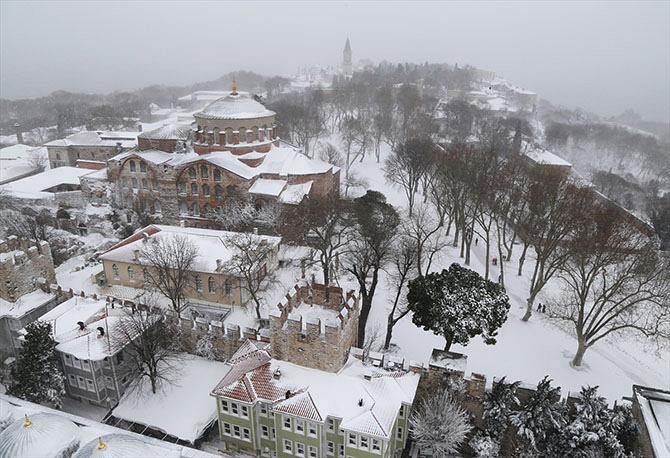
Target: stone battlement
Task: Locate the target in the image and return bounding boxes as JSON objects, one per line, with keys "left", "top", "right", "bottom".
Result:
{"left": 269, "top": 281, "right": 360, "bottom": 372}
{"left": 1, "top": 238, "right": 55, "bottom": 302}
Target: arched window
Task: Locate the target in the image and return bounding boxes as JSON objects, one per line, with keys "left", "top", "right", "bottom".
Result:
{"left": 201, "top": 165, "right": 209, "bottom": 179}
{"left": 214, "top": 169, "right": 221, "bottom": 182}
{"left": 224, "top": 279, "right": 232, "bottom": 296}
{"left": 143, "top": 268, "right": 149, "bottom": 284}
{"left": 213, "top": 128, "right": 220, "bottom": 145}
{"left": 191, "top": 203, "right": 199, "bottom": 216}
{"left": 140, "top": 161, "right": 147, "bottom": 172}
{"left": 239, "top": 127, "right": 247, "bottom": 143}
{"left": 127, "top": 266, "right": 135, "bottom": 281}
{"left": 179, "top": 201, "right": 187, "bottom": 215}
{"left": 208, "top": 276, "right": 215, "bottom": 293}
{"left": 129, "top": 161, "right": 136, "bottom": 172}
{"left": 215, "top": 184, "right": 223, "bottom": 199}
{"left": 141, "top": 178, "right": 148, "bottom": 190}
{"left": 112, "top": 264, "right": 119, "bottom": 280}
{"left": 154, "top": 200, "right": 161, "bottom": 214}
{"left": 188, "top": 168, "right": 196, "bottom": 180}
{"left": 225, "top": 128, "right": 233, "bottom": 144}
{"left": 131, "top": 178, "right": 138, "bottom": 189}
{"left": 191, "top": 182, "right": 198, "bottom": 194}
{"left": 202, "top": 184, "right": 210, "bottom": 196}
{"left": 195, "top": 275, "right": 203, "bottom": 292}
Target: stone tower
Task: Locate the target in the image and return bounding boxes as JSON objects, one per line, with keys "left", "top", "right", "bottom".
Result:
{"left": 342, "top": 37, "right": 352, "bottom": 77}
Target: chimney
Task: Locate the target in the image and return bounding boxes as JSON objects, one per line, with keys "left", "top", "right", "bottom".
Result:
{"left": 133, "top": 249, "right": 140, "bottom": 260}
{"left": 97, "top": 326, "right": 105, "bottom": 337}
{"left": 14, "top": 123, "right": 23, "bottom": 144}
{"left": 216, "top": 259, "right": 223, "bottom": 271}
{"left": 77, "top": 321, "right": 85, "bottom": 330}
{"left": 137, "top": 124, "right": 143, "bottom": 132}
{"left": 273, "top": 368, "right": 282, "bottom": 380}
{"left": 115, "top": 142, "right": 123, "bottom": 154}
{"left": 141, "top": 231, "right": 149, "bottom": 243}
{"left": 285, "top": 390, "right": 292, "bottom": 399}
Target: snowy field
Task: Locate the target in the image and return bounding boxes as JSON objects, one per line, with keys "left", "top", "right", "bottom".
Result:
{"left": 347, "top": 142, "right": 670, "bottom": 402}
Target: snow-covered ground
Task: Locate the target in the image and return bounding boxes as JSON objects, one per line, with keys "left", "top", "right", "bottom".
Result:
{"left": 348, "top": 141, "right": 670, "bottom": 402}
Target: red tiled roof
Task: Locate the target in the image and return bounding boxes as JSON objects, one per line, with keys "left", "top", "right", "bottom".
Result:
{"left": 274, "top": 391, "right": 323, "bottom": 422}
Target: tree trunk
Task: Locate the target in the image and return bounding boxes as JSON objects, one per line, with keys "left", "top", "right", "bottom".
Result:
{"left": 384, "top": 315, "right": 394, "bottom": 350}
{"left": 444, "top": 334, "right": 454, "bottom": 352}
{"left": 571, "top": 338, "right": 587, "bottom": 366}
{"left": 357, "top": 293, "right": 373, "bottom": 347}
{"left": 484, "top": 234, "right": 490, "bottom": 280}
{"left": 517, "top": 243, "right": 529, "bottom": 276}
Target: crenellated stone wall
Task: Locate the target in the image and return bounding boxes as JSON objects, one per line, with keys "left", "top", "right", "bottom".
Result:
{"left": 0, "top": 237, "right": 55, "bottom": 302}
{"left": 269, "top": 281, "right": 359, "bottom": 373}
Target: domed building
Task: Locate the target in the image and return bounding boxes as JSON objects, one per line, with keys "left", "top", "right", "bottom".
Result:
{"left": 0, "top": 413, "right": 80, "bottom": 458}
{"left": 73, "top": 434, "right": 178, "bottom": 458}
{"left": 106, "top": 82, "right": 340, "bottom": 227}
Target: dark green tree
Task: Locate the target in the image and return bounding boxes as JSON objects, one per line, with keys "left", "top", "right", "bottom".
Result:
{"left": 407, "top": 263, "right": 510, "bottom": 351}
{"left": 8, "top": 321, "right": 65, "bottom": 408}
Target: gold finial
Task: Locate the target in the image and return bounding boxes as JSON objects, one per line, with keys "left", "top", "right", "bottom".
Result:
{"left": 23, "top": 414, "right": 32, "bottom": 428}
{"left": 98, "top": 437, "right": 106, "bottom": 450}
{"left": 231, "top": 79, "right": 238, "bottom": 95}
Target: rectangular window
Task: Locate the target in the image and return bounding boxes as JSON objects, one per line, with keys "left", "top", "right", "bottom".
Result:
{"left": 399, "top": 404, "right": 405, "bottom": 418}
{"left": 63, "top": 354, "right": 72, "bottom": 367}
{"left": 260, "top": 403, "right": 268, "bottom": 416}
{"left": 141, "top": 178, "right": 148, "bottom": 190}
{"left": 348, "top": 433, "right": 356, "bottom": 446}
{"left": 284, "top": 440, "right": 293, "bottom": 453}
{"left": 243, "top": 428, "right": 250, "bottom": 441}
{"left": 372, "top": 439, "right": 381, "bottom": 453}
{"left": 283, "top": 415, "right": 292, "bottom": 431}
{"left": 396, "top": 426, "right": 403, "bottom": 440}
{"left": 308, "top": 422, "right": 317, "bottom": 437}
{"left": 77, "top": 376, "right": 86, "bottom": 389}
{"left": 296, "top": 442, "right": 305, "bottom": 457}
{"left": 86, "top": 379, "right": 95, "bottom": 392}
{"left": 233, "top": 425, "right": 241, "bottom": 438}
{"left": 308, "top": 446, "right": 317, "bottom": 458}
{"left": 360, "top": 436, "right": 369, "bottom": 450}
{"left": 68, "top": 374, "right": 77, "bottom": 387}
{"left": 261, "top": 425, "right": 269, "bottom": 438}
{"left": 131, "top": 178, "right": 138, "bottom": 189}
{"left": 223, "top": 423, "right": 231, "bottom": 436}
{"left": 295, "top": 419, "right": 304, "bottom": 434}
{"left": 221, "top": 400, "right": 229, "bottom": 413}
{"left": 73, "top": 357, "right": 82, "bottom": 369}
{"left": 338, "top": 445, "right": 344, "bottom": 457}
{"left": 327, "top": 418, "right": 335, "bottom": 432}
{"left": 241, "top": 404, "right": 249, "bottom": 418}
{"left": 105, "top": 376, "right": 115, "bottom": 390}
{"left": 327, "top": 442, "right": 334, "bottom": 456}
{"left": 231, "top": 402, "right": 238, "bottom": 416}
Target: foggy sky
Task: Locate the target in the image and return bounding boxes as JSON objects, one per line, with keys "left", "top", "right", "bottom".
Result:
{"left": 1, "top": 1, "right": 669, "bottom": 122}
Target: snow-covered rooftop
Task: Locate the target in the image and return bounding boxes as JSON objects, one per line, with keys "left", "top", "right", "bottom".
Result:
{"left": 0, "top": 394, "right": 217, "bottom": 457}
{"left": 0, "top": 144, "right": 49, "bottom": 184}
{"left": 139, "top": 124, "right": 192, "bottom": 141}
{"left": 248, "top": 178, "right": 287, "bottom": 197}
{"left": 45, "top": 131, "right": 136, "bottom": 148}
{"left": 0, "top": 290, "right": 55, "bottom": 319}
{"left": 99, "top": 224, "right": 281, "bottom": 276}
{"left": 112, "top": 354, "right": 231, "bottom": 443}
{"left": 211, "top": 345, "right": 419, "bottom": 439}
{"left": 524, "top": 147, "right": 572, "bottom": 167}
{"left": 0, "top": 166, "right": 96, "bottom": 199}
{"left": 38, "top": 296, "right": 133, "bottom": 360}
{"left": 279, "top": 181, "right": 313, "bottom": 204}
{"left": 195, "top": 91, "right": 275, "bottom": 120}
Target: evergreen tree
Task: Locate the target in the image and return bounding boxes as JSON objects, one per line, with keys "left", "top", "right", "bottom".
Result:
{"left": 511, "top": 376, "right": 566, "bottom": 455}
{"left": 7, "top": 321, "right": 65, "bottom": 408}
{"left": 407, "top": 263, "right": 510, "bottom": 351}
{"left": 484, "top": 377, "right": 521, "bottom": 441}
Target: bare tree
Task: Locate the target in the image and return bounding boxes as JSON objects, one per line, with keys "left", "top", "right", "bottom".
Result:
{"left": 28, "top": 150, "right": 48, "bottom": 173}
{"left": 223, "top": 232, "right": 279, "bottom": 320}
{"left": 114, "top": 307, "right": 179, "bottom": 395}
{"left": 340, "top": 113, "right": 373, "bottom": 190}
{"left": 300, "top": 196, "right": 352, "bottom": 298}
{"left": 317, "top": 142, "right": 344, "bottom": 168}
{"left": 1, "top": 207, "right": 52, "bottom": 252}
{"left": 384, "top": 138, "right": 434, "bottom": 216}
{"left": 520, "top": 172, "right": 592, "bottom": 321}
{"left": 346, "top": 191, "right": 400, "bottom": 346}
{"left": 383, "top": 236, "right": 417, "bottom": 349}
{"left": 404, "top": 205, "right": 448, "bottom": 277}
{"left": 549, "top": 206, "right": 670, "bottom": 366}
{"left": 140, "top": 234, "right": 198, "bottom": 318}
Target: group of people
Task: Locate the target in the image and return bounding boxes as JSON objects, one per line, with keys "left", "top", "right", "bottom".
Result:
{"left": 536, "top": 302, "right": 547, "bottom": 313}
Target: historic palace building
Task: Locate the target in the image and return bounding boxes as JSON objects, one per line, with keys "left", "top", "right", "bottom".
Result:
{"left": 107, "top": 84, "right": 340, "bottom": 225}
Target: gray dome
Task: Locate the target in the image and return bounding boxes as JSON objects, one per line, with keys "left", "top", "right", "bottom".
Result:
{"left": 196, "top": 92, "right": 275, "bottom": 120}
{"left": 73, "top": 433, "right": 175, "bottom": 458}
{"left": 0, "top": 412, "right": 79, "bottom": 458}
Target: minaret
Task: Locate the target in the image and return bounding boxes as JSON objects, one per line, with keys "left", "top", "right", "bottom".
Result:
{"left": 342, "top": 37, "right": 352, "bottom": 77}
